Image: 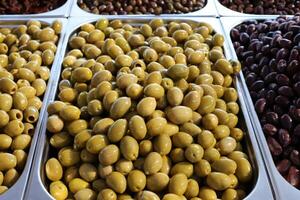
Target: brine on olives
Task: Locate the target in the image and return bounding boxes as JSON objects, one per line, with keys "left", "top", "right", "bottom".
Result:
{"left": 45, "top": 18, "right": 253, "bottom": 200}
{"left": 0, "top": 20, "right": 62, "bottom": 194}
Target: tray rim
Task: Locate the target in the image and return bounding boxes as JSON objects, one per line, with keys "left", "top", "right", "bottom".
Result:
{"left": 25, "top": 16, "right": 273, "bottom": 200}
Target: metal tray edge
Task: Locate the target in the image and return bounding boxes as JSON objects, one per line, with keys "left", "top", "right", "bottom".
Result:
{"left": 220, "top": 16, "right": 300, "bottom": 200}
{"left": 25, "top": 16, "right": 271, "bottom": 200}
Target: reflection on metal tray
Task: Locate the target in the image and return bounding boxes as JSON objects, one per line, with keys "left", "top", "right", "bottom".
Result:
{"left": 0, "top": 0, "right": 73, "bottom": 18}
{"left": 220, "top": 16, "right": 300, "bottom": 200}
{"left": 25, "top": 16, "right": 273, "bottom": 200}
{"left": 0, "top": 18, "right": 68, "bottom": 200}
{"left": 214, "top": 0, "right": 295, "bottom": 18}
{"left": 70, "top": 0, "right": 218, "bottom": 17}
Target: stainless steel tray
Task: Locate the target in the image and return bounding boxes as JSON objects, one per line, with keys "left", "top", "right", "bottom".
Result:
{"left": 0, "top": 0, "right": 73, "bottom": 18}
{"left": 215, "top": 0, "right": 294, "bottom": 18}
{"left": 70, "top": 0, "right": 218, "bottom": 17}
{"left": 0, "top": 18, "right": 68, "bottom": 200}
{"left": 220, "top": 16, "right": 300, "bottom": 200}
{"left": 25, "top": 16, "right": 273, "bottom": 200}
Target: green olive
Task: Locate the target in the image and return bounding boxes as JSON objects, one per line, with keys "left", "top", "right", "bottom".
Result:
{"left": 146, "top": 117, "right": 167, "bottom": 137}
{"left": 0, "top": 77, "right": 17, "bottom": 95}
{"left": 107, "top": 119, "right": 128, "bottom": 143}
{"left": 162, "top": 194, "right": 182, "bottom": 200}
{"left": 204, "top": 148, "right": 221, "bottom": 163}
{"left": 168, "top": 173, "right": 188, "bottom": 195}
{"left": 235, "top": 158, "right": 253, "bottom": 183}
{"left": 0, "top": 134, "right": 12, "bottom": 150}
{"left": 86, "top": 134, "right": 109, "bottom": 154}
{"left": 217, "top": 136, "right": 237, "bottom": 155}
{"left": 185, "top": 179, "right": 199, "bottom": 199}
{"left": 137, "top": 97, "right": 156, "bottom": 117}
{"left": 69, "top": 178, "right": 89, "bottom": 194}
{"left": 97, "top": 188, "right": 117, "bottom": 200}
{"left": 183, "top": 91, "right": 201, "bottom": 110}
{"left": 128, "top": 115, "right": 147, "bottom": 141}
{"left": 215, "top": 59, "right": 233, "bottom": 75}
{"left": 58, "top": 147, "right": 80, "bottom": 167}
{"left": 213, "top": 125, "right": 230, "bottom": 140}
{"left": 127, "top": 170, "right": 146, "bottom": 192}
{"left": 32, "top": 78, "right": 46, "bottom": 96}
{"left": 11, "top": 134, "right": 31, "bottom": 150}
{"left": 0, "top": 153, "right": 17, "bottom": 171}
{"left": 202, "top": 113, "right": 219, "bottom": 130}
{"left": 188, "top": 50, "right": 205, "bottom": 65}
{"left": 185, "top": 144, "right": 204, "bottom": 163}
{"left": 173, "top": 30, "right": 188, "bottom": 43}
{"left": 170, "top": 148, "right": 185, "bottom": 163}
{"left": 120, "top": 136, "right": 139, "bottom": 161}
{"left": 207, "top": 172, "right": 231, "bottom": 191}
{"left": 198, "top": 95, "right": 216, "bottom": 115}
{"left": 0, "top": 110, "right": 9, "bottom": 128}
{"left": 170, "top": 162, "right": 194, "bottom": 178}
{"left": 167, "top": 87, "right": 183, "bottom": 106}
{"left": 74, "top": 188, "right": 96, "bottom": 200}
{"left": 172, "top": 132, "right": 193, "bottom": 148}
{"left": 167, "top": 64, "right": 189, "bottom": 80}
{"left": 153, "top": 133, "right": 172, "bottom": 155}
{"left": 145, "top": 173, "right": 168, "bottom": 192}
{"left": 109, "top": 97, "right": 131, "bottom": 119}
{"left": 45, "top": 158, "right": 63, "bottom": 181}
{"left": 114, "top": 159, "right": 133, "bottom": 176}
{"left": 144, "top": 152, "right": 163, "bottom": 175}
{"left": 106, "top": 172, "right": 127, "bottom": 194}
{"left": 136, "top": 191, "right": 160, "bottom": 200}
{"left": 167, "top": 106, "right": 192, "bottom": 125}
{"left": 180, "top": 122, "right": 202, "bottom": 137}
{"left": 4, "top": 120, "right": 24, "bottom": 137}
{"left": 74, "top": 130, "right": 92, "bottom": 150}
{"left": 50, "top": 181, "right": 68, "bottom": 200}
{"left": 198, "top": 186, "right": 217, "bottom": 200}
{"left": 79, "top": 163, "right": 98, "bottom": 182}
{"left": 195, "top": 159, "right": 211, "bottom": 177}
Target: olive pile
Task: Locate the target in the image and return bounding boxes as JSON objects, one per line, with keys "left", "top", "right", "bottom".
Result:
{"left": 0, "top": 20, "right": 62, "bottom": 194}
{"left": 78, "top": 0, "right": 206, "bottom": 15}
{"left": 231, "top": 15, "right": 300, "bottom": 188}
{"left": 220, "top": 0, "right": 300, "bottom": 15}
{"left": 0, "top": 0, "right": 66, "bottom": 14}
{"left": 45, "top": 18, "right": 253, "bottom": 200}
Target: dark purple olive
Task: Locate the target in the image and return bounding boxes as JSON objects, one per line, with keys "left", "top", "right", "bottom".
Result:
{"left": 277, "top": 59, "right": 287, "bottom": 73}
{"left": 275, "top": 95, "right": 290, "bottom": 107}
{"left": 245, "top": 72, "right": 257, "bottom": 86}
{"left": 266, "top": 90, "right": 277, "bottom": 104}
{"left": 290, "top": 150, "right": 300, "bottom": 166}
{"left": 280, "top": 114, "right": 293, "bottom": 130}
{"left": 267, "top": 137, "right": 283, "bottom": 156}
{"left": 255, "top": 98, "right": 267, "bottom": 114}
{"left": 263, "top": 123, "right": 277, "bottom": 136}
{"left": 276, "top": 159, "right": 291, "bottom": 175}
{"left": 287, "top": 166, "right": 300, "bottom": 187}
{"left": 278, "top": 129, "right": 291, "bottom": 147}
{"left": 264, "top": 72, "right": 277, "bottom": 84}
{"left": 266, "top": 112, "right": 279, "bottom": 125}
{"left": 278, "top": 86, "right": 294, "bottom": 97}
{"left": 294, "top": 124, "right": 300, "bottom": 136}
{"left": 276, "top": 74, "right": 290, "bottom": 86}
{"left": 250, "top": 80, "right": 265, "bottom": 91}
{"left": 273, "top": 104, "right": 284, "bottom": 116}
